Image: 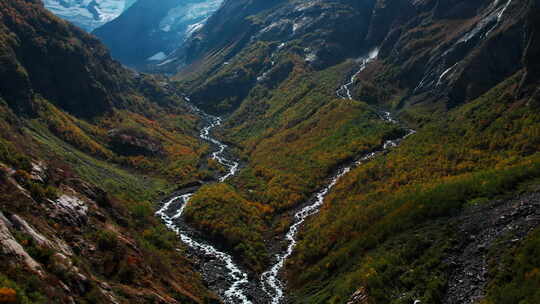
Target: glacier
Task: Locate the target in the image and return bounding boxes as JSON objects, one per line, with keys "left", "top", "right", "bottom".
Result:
{"left": 43, "top": 0, "right": 136, "bottom": 31}
{"left": 159, "top": 0, "right": 223, "bottom": 39}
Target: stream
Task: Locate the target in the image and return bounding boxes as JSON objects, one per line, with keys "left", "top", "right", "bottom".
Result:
{"left": 259, "top": 54, "right": 414, "bottom": 303}
{"left": 157, "top": 53, "right": 414, "bottom": 303}
{"left": 156, "top": 111, "right": 253, "bottom": 304}
{"left": 335, "top": 48, "right": 379, "bottom": 100}
{"left": 259, "top": 114, "right": 415, "bottom": 304}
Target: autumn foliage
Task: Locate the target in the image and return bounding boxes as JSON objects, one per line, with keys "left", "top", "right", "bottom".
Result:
{"left": 0, "top": 288, "right": 16, "bottom": 303}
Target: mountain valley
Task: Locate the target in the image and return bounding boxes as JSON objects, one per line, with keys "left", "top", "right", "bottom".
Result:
{"left": 1, "top": 0, "right": 540, "bottom": 303}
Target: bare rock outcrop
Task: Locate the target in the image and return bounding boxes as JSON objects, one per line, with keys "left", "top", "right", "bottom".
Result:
{"left": 0, "top": 211, "right": 43, "bottom": 277}
{"left": 347, "top": 287, "right": 370, "bottom": 304}
{"left": 10, "top": 214, "right": 73, "bottom": 256}
{"left": 49, "top": 194, "right": 89, "bottom": 226}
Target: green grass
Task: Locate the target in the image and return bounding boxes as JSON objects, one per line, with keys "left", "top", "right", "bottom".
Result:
{"left": 25, "top": 120, "right": 173, "bottom": 201}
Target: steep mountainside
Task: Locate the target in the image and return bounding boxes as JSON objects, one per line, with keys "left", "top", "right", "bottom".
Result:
{"left": 173, "top": 0, "right": 529, "bottom": 114}
{"left": 1, "top": 0, "right": 149, "bottom": 118}
{"left": 42, "top": 0, "right": 136, "bottom": 31}
{"left": 93, "top": 0, "right": 223, "bottom": 68}
{"left": 0, "top": 0, "right": 219, "bottom": 303}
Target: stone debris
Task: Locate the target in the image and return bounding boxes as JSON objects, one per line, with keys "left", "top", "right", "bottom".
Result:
{"left": 30, "top": 161, "right": 47, "bottom": 183}
{"left": 444, "top": 192, "right": 540, "bottom": 303}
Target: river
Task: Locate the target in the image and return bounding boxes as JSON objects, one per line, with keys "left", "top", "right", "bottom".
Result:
{"left": 156, "top": 110, "right": 253, "bottom": 304}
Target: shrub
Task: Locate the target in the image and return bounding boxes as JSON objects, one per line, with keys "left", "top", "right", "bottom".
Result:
{"left": 129, "top": 201, "right": 153, "bottom": 222}
{"left": 141, "top": 226, "right": 176, "bottom": 251}
{"left": 484, "top": 228, "right": 540, "bottom": 304}
{"left": 95, "top": 230, "right": 118, "bottom": 250}
{"left": 0, "top": 288, "right": 17, "bottom": 303}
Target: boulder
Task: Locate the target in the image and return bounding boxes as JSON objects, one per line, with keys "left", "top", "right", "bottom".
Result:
{"left": 49, "top": 195, "right": 89, "bottom": 226}
{"left": 346, "top": 287, "right": 370, "bottom": 304}
{"left": 30, "top": 161, "right": 47, "bottom": 183}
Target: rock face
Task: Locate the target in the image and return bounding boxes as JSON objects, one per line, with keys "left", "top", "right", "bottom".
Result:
{"left": 0, "top": 212, "right": 43, "bottom": 276}
{"left": 10, "top": 214, "right": 74, "bottom": 256}
{"left": 397, "top": 0, "right": 527, "bottom": 107}
{"left": 93, "top": 0, "right": 223, "bottom": 68}
{"left": 51, "top": 194, "right": 89, "bottom": 226}
{"left": 42, "top": 0, "right": 136, "bottom": 31}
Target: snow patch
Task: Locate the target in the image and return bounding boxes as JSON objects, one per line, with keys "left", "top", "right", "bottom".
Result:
{"left": 147, "top": 52, "right": 167, "bottom": 61}
{"left": 158, "top": 0, "right": 223, "bottom": 35}
{"left": 43, "top": 0, "right": 131, "bottom": 31}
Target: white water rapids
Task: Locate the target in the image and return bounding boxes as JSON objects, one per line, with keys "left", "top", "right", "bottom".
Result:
{"left": 200, "top": 116, "right": 239, "bottom": 182}
{"left": 156, "top": 111, "right": 250, "bottom": 304}
{"left": 336, "top": 48, "right": 379, "bottom": 100}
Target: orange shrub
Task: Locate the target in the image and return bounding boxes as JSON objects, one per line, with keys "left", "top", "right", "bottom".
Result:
{"left": 0, "top": 287, "right": 16, "bottom": 303}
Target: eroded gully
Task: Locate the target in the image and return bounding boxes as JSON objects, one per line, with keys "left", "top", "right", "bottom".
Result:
{"left": 157, "top": 53, "right": 415, "bottom": 304}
